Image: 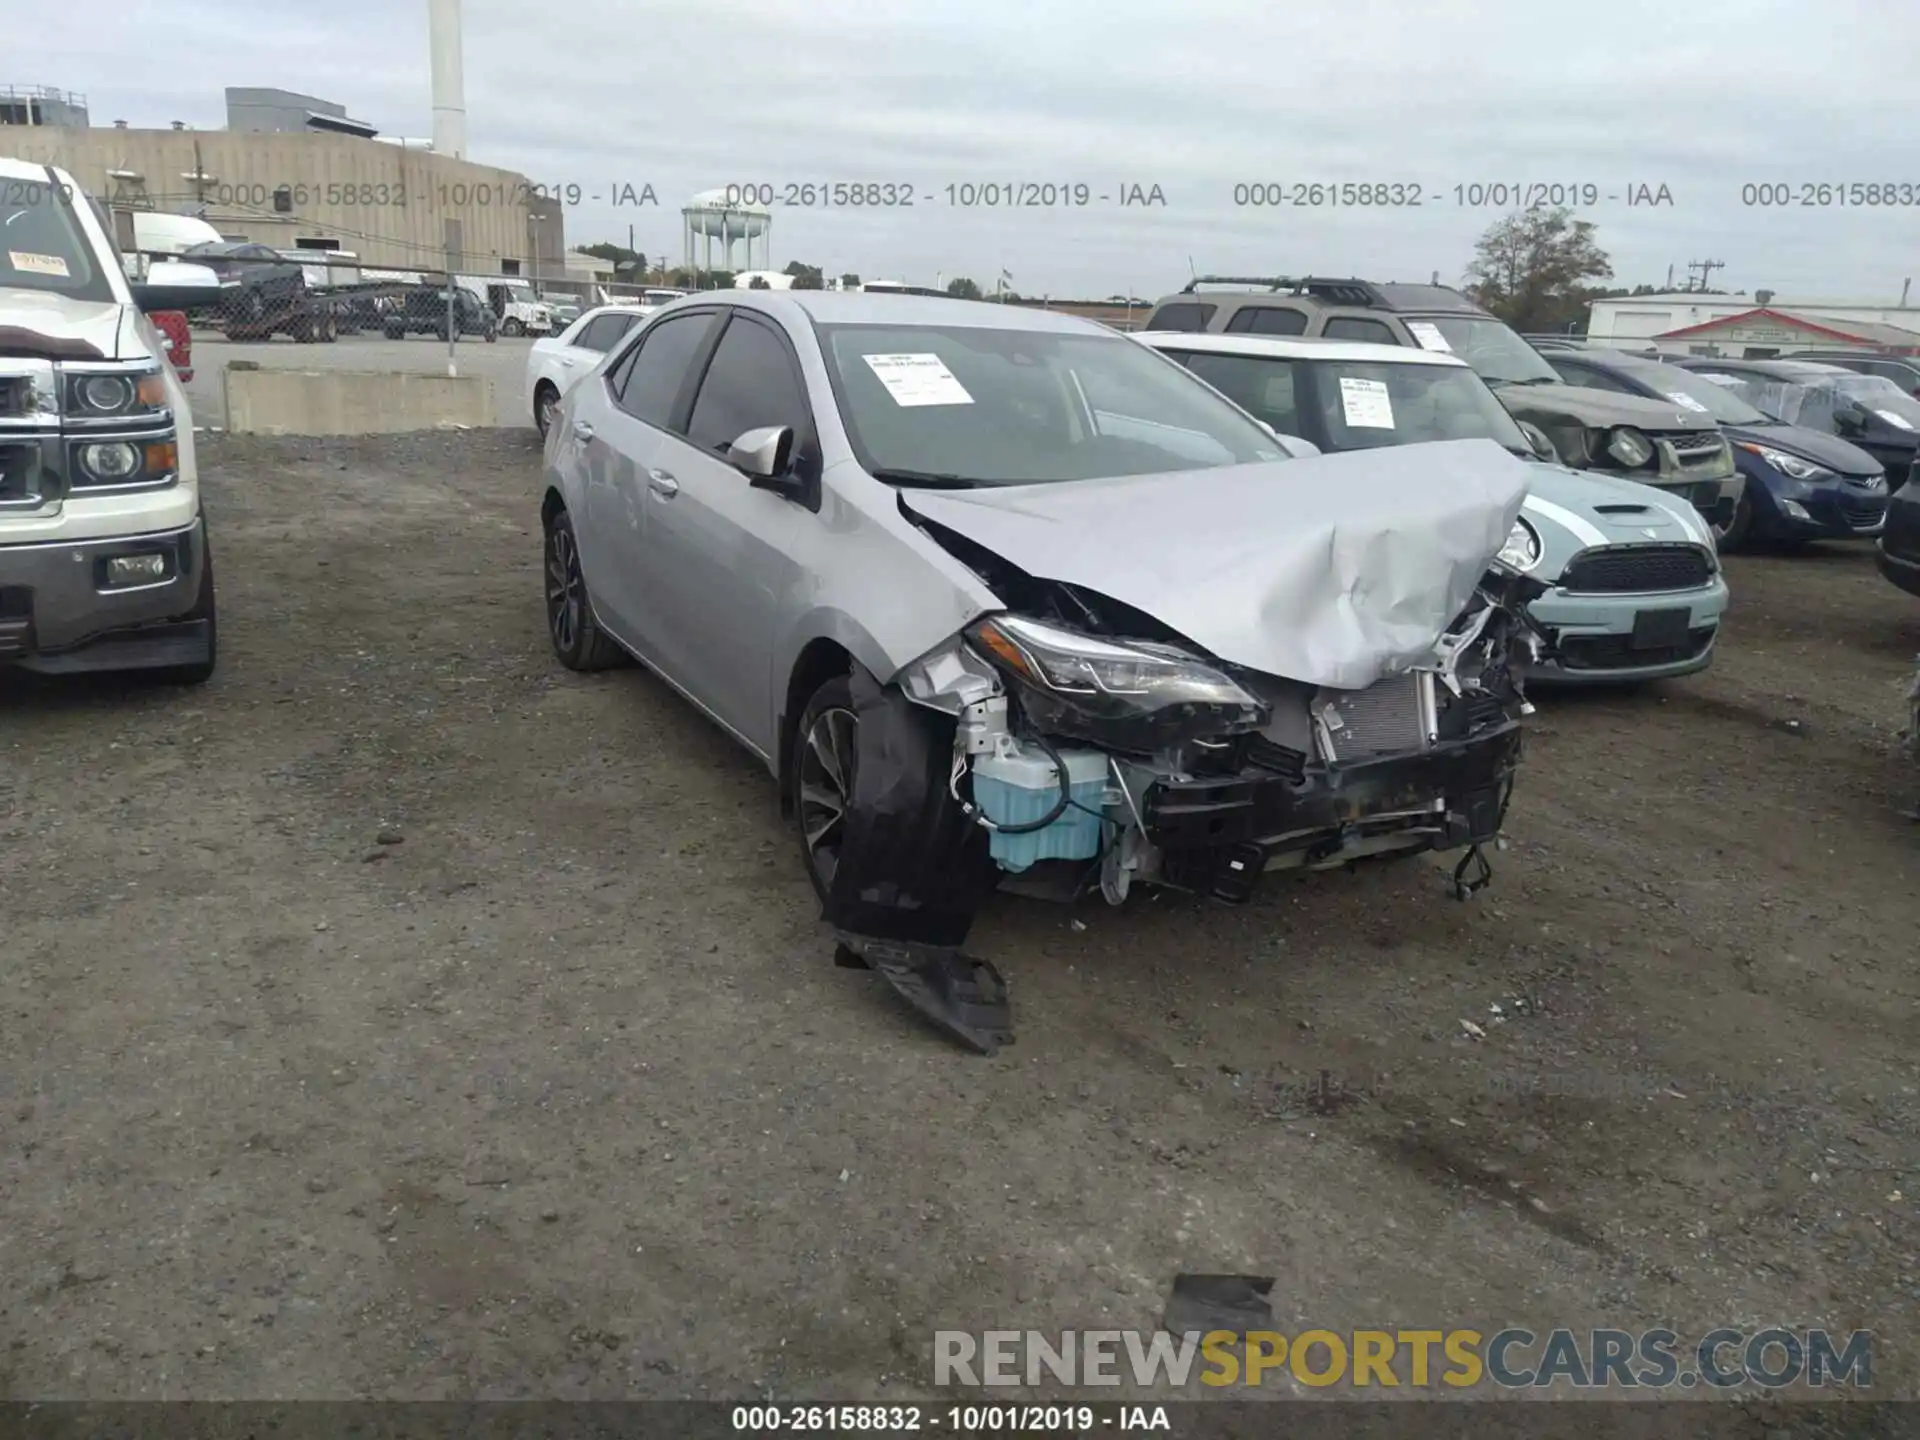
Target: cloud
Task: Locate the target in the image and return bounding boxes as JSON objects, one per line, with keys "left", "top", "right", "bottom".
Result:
{"left": 31, "top": 0, "right": 1920, "bottom": 297}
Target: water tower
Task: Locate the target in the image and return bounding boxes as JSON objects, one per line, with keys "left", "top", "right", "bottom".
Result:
{"left": 682, "top": 189, "right": 771, "bottom": 277}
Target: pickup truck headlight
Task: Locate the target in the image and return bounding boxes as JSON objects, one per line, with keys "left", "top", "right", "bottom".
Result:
{"left": 63, "top": 362, "right": 171, "bottom": 423}
{"left": 1606, "top": 426, "right": 1655, "bottom": 468}
{"left": 967, "top": 613, "right": 1268, "bottom": 753}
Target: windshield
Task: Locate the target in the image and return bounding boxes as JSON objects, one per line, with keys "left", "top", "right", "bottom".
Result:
{"left": 1616, "top": 359, "right": 1770, "bottom": 425}
{"left": 505, "top": 284, "right": 538, "bottom": 305}
{"left": 819, "top": 324, "right": 1286, "bottom": 485}
{"left": 1177, "top": 350, "right": 1531, "bottom": 455}
{"left": 1419, "top": 315, "right": 1560, "bottom": 385}
{"left": 0, "top": 178, "right": 114, "bottom": 303}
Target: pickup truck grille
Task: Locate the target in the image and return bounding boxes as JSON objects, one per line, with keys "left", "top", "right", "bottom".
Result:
{"left": 1560, "top": 544, "right": 1713, "bottom": 594}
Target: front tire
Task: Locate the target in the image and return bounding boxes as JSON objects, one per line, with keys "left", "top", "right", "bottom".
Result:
{"left": 790, "top": 674, "right": 857, "bottom": 904}
{"left": 534, "top": 382, "right": 560, "bottom": 439}
{"left": 502, "top": 318, "right": 525, "bottom": 337}
{"left": 543, "top": 505, "right": 626, "bottom": 672}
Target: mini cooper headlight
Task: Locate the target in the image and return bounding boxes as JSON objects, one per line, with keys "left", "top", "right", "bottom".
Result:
{"left": 1493, "top": 516, "right": 1543, "bottom": 573}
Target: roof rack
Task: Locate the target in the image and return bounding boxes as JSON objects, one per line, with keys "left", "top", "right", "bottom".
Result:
{"left": 1179, "top": 275, "right": 1392, "bottom": 308}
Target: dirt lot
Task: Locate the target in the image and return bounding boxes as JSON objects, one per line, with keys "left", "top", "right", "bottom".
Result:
{"left": 2, "top": 431, "right": 1916, "bottom": 1403}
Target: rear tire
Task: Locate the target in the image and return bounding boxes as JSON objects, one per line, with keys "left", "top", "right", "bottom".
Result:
{"left": 543, "top": 505, "right": 626, "bottom": 672}
{"left": 790, "top": 673, "right": 857, "bottom": 905}
{"left": 534, "top": 382, "right": 560, "bottom": 439}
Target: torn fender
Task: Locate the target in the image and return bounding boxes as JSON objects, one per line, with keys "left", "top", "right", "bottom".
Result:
{"left": 822, "top": 664, "right": 1002, "bottom": 949}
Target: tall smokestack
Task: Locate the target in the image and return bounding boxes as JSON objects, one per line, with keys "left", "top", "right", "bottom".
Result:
{"left": 429, "top": 0, "right": 467, "bottom": 159}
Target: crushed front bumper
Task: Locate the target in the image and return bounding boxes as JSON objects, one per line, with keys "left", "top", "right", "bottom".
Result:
{"left": 0, "top": 517, "right": 208, "bottom": 672}
{"left": 1138, "top": 722, "right": 1523, "bottom": 901}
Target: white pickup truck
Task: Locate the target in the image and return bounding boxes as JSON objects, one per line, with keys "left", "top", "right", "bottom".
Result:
{"left": 1, "top": 157, "right": 217, "bottom": 682}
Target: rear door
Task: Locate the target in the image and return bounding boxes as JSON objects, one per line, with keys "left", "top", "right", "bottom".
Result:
{"left": 633, "top": 309, "right": 815, "bottom": 752}
{"left": 573, "top": 308, "right": 720, "bottom": 650}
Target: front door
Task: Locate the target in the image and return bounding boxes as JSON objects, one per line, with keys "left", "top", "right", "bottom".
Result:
{"left": 632, "top": 310, "right": 813, "bottom": 755}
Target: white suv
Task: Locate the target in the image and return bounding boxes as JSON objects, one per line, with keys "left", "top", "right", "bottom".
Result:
{"left": 1, "top": 158, "right": 216, "bottom": 682}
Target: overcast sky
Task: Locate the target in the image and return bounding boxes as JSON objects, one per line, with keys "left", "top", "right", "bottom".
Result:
{"left": 33, "top": 0, "right": 1920, "bottom": 299}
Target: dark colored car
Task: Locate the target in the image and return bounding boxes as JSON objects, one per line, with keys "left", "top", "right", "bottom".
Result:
{"left": 1675, "top": 358, "right": 1920, "bottom": 495}
{"left": 1882, "top": 479, "right": 1920, "bottom": 599}
{"left": 181, "top": 240, "right": 305, "bottom": 320}
{"left": 1786, "top": 351, "right": 1920, "bottom": 398}
{"left": 1545, "top": 348, "right": 1889, "bottom": 549}
{"left": 383, "top": 286, "right": 498, "bottom": 341}
{"left": 1144, "top": 276, "right": 1743, "bottom": 526}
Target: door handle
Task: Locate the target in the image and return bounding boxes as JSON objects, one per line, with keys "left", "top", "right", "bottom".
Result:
{"left": 646, "top": 468, "right": 680, "bottom": 497}
{"left": 571, "top": 420, "right": 594, "bottom": 441}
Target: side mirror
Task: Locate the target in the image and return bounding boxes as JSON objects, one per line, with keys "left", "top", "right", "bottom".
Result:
{"left": 130, "top": 282, "right": 221, "bottom": 314}
{"left": 1518, "top": 420, "right": 1559, "bottom": 462}
{"left": 727, "top": 425, "right": 796, "bottom": 482}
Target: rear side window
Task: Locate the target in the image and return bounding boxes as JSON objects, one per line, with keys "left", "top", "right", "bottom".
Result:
{"left": 613, "top": 312, "right": 716, "bottom": 429}
{"left": 1149, "top": 302, "right": 1215, "bottom": 332}
{"left": 575, "top": 313, "right": 632, "bottom": 352}
{"left": 684, "top": 314, "right": 810, "bottom": 454}
{"left": 1321, "top": 316, "right": 1398, "bottom": 344}
{"left": 1225, "top": 306, "right": 1308, "bottom": 336}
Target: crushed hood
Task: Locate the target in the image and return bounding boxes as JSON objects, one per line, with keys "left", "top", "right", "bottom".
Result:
{"left": 1499, "top": 381, "right": 1717, "bottom": 432}
{"left": 902, "top": 439, "right": 1530, "bottom": 690}
{"left": 0, "top": 288, "right": 128, "bottom": 361}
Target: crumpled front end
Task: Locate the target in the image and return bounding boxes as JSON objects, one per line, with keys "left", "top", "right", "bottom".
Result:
{"left": 911, "top": 571, "right": 1537, "bottom": 911}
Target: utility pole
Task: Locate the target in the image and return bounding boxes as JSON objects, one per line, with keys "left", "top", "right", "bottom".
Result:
{"left": 1686, "top": 259, "right": 1725, "bottom": 292}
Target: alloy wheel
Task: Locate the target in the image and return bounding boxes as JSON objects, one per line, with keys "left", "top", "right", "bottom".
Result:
{"left": 545, "top": 521, "right": 583, "bottom": 654}
{"left": 797, "top": 706, "right": 858, "bottom": 885}
{"left": 538, "top": 389, "right": 560, "bottom": 437}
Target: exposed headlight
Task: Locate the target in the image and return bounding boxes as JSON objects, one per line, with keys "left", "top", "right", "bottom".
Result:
{"left": 1493, "top": 516, "right": 1543, "bottom": 573}
{"left": 1735, "top": 442, "right": 1834, "bottom": 483}
{"left": 1606, "top": 426, "right": 1655, "bottom": 468}
{"left": 63, "top": 363, "right": 170, "bottom": 421}
{"left": 967, "top": 613, "right": 1268, "bottom": 751}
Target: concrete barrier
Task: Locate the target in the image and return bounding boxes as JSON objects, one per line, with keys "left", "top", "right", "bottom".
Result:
{"left": 223, "top": 366, "right": 496, "bottom": 435}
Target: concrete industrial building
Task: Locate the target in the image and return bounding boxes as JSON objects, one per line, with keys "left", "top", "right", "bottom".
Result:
{"left": 1, "top": 79, "right": 563, "bottom": 277}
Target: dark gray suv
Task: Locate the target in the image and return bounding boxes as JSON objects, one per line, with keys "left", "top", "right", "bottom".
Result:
{"left": 1146, "top": 277, "right": 1742, "bottom": 526}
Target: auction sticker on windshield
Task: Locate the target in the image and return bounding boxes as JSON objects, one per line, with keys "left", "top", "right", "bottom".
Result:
{"left": 1406, "top": 320, "right": 1452, "bottom": 352}
{"left": 1874, "top": 409, "right": 1915, "bottom": 430}
{"left": 1665, "top": 391, "right": 1710, "bottom": 413}
{"left": 863, "top": 353, "right": 974, "bottom": 407}
{"left": 7, "top": 251, "right": 69, "bottom": 277}
{"left": 1339, "top": 376, "right": 1395, "bottom": 428}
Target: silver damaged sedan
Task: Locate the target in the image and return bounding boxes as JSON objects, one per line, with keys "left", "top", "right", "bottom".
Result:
{"left": 540, "top": 292, "right": 1547, "bottom": 1050}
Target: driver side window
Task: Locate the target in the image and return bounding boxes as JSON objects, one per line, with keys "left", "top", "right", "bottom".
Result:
{"left": 684, "top": 313, "right": 811, "bottom": 458}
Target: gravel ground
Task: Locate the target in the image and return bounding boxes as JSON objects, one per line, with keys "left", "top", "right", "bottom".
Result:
{"left": 1, "top": 431, "right": 1916, "bottom": 1403}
